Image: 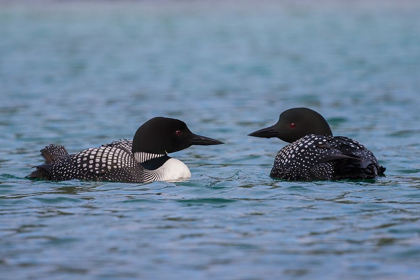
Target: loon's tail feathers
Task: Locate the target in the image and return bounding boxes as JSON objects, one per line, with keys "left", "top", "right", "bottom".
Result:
{"left": 41, "top": 144, "right": 70, "bottom": 163}
{"left": 379, "top": 165, "right": 386, "bottom": 176}
{"left": 27, "top": 144, "right": 69, "bottom": 180}
{"left": 27, "top": 164, "right": 52, "bottom": 180}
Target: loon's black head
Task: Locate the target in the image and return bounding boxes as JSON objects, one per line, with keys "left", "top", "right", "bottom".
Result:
{"left": 132, "top": 117, "right": 224, "bottom": 154}
{"left": 248, "top": 107, "right": 333, "bottom": 143}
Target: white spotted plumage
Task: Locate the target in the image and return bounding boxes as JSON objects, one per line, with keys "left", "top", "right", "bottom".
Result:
{"left": 270, "top": 134, "right": 383, "bottom": 181}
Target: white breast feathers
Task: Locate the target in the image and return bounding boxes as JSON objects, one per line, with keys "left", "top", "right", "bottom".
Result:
{"left": 157, "top": 158, "right": 191, "bottom": 181}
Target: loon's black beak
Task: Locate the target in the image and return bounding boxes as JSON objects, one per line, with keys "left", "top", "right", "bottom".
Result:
{"left": 248, "top": 125, "right": 281, "bottom": 138}
{"left": 189, "top": 134, "right": 224, "bottom": 146}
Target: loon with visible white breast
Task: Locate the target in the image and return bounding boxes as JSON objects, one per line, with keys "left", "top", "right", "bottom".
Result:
{"left": 27, "top": 117, "right": 223, "bottom": 183}
{"left": 248, "top": 107, "right": 386, "bottom": 181}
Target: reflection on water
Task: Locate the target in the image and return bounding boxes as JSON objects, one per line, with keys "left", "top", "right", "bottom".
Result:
{"left": 1, "top": 1, "right": 420, "bottom": 279}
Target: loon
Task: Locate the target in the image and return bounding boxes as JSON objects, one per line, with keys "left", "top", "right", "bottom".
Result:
{"left": 27, "top": 117, "right": 223, "bottom": 183}
{"left": 248, "top": 107, "right": 386, "bottom": 181}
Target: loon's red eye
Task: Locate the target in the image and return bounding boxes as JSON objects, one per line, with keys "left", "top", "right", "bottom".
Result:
{"left": 290, "top": 122, "right": 296, "bottom": 128}
{"left": 176, "top": 130, "right": 182, "bottom": 136}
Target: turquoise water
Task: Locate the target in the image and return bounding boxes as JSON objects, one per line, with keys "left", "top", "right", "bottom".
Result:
{"left": 1, "top": 1, "right": 420, "bottom": 279}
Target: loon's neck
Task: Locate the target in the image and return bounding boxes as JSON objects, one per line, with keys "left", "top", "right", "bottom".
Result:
{"left": 134, "top": 151, "right": 167, "bottom": 164}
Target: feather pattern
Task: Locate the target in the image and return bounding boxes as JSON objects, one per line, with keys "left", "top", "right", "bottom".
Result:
{"left": 29, "top": 141, "right": 189, "bottom": 183}
{"left": 270, "top": 134, "right": 385, "bottom": 181}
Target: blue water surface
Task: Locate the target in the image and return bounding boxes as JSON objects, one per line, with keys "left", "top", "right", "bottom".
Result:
{"left": 1, "top": 1, "right": 420, "bottom": 279}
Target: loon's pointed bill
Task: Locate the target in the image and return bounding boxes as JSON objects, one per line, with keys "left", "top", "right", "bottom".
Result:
{"left": 189, "top": 134, "right": 224, "bottom": 145}
{"left": 248, "top": 125, "right": 283, "bottom": 138}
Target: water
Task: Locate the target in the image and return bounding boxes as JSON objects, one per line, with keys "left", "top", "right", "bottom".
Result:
{"left": 1, "top": 1, "right": 420, "bottom": 279}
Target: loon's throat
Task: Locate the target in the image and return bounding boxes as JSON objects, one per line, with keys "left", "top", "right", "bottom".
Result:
{"left": 134, "top": 152, "right": 167, "bottom": 163}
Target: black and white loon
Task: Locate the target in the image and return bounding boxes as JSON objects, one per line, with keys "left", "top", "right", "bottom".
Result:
{"left": 248, "top": 107, "right": 386, "bottom": 181}
{"left": 28, "top": 117, "right": 223, "bottom": 183}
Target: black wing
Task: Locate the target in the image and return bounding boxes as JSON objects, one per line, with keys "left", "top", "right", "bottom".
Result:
{"left": 330, "top": 136, "right": 385, "bottom": 179}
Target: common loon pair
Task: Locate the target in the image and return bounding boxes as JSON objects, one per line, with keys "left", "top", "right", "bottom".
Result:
{"left": 28, "top": 108, "right": 385, "bottom": 183}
